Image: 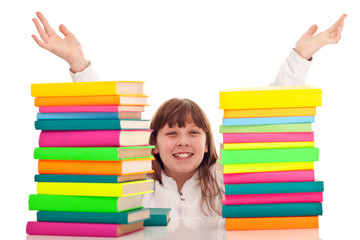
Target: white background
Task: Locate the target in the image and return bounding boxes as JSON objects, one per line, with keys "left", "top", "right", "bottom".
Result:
{"left": 1, "top": 0, "right": 359, "bottom": 239}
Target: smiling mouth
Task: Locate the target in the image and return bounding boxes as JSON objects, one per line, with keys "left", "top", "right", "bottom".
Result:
{"left": 173, "top": 153, "right": 194, "bottom": 158}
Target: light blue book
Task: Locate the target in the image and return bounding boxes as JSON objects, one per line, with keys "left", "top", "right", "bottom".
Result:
{"left": 37, "top": 112, "right": 121, "bottom": 120}
{"left": 222, "top": 116, "right": 315, "bottom": 126}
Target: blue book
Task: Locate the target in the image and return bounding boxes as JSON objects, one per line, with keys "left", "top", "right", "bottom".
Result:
{"left": 34, "top": 174, "right": 147, "bottom": 183}
{"left": 37, "top": 112, "right": 124, "bottom": 120}
{"left": 37, "top": 208, "right": 150, "bottom": 224}
{"left": 222, "top": 203, "right": 322, "bottom": 218}
{"left": 34, "top": 119, "right": 150, "bottom": 130}
{"left": 222, "top": 116, "right": 315, "bottom": 126}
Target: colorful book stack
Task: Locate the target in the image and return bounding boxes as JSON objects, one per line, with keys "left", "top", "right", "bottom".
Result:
{"left": 27, "top": 81, "right": 155, "bottom": 238}
{"left": 218, "top": 86, "right": 324, "bottom": 231}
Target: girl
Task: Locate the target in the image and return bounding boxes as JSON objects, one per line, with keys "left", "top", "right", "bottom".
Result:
{"left": 31, "top": 12, "right": 346, "bottom": 218}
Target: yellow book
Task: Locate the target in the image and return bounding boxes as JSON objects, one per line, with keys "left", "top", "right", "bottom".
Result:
{"left": 216, "top": 161, "right": 314, "bottom": 174}
{"left": 224, "top": 107, "right": 316, "bottom": 118}
{"left": 37, "top": 180, "right": 153, "bottom": 197}
{"left": 219, "top": 86, "right": 321, "bottom": 110}
{"left": 31, "top": 81, "right": 144, "bottom": 97}
{"left": 221, "top": 141, "right": 315, "bottom": 150}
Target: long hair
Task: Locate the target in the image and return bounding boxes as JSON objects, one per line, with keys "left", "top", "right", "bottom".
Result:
{"left": 149, "top": 98, "right": 222, "bottom": 216}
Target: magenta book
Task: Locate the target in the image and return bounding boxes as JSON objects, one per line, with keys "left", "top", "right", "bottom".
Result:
{"left": 222, "top": 192, "right": 323, "bottom": 205}
{"left": 223, "top": 170, "right": 315, "bottom": 184}
{"left": 222, "top": 132, "right": 314, "bottom": 143}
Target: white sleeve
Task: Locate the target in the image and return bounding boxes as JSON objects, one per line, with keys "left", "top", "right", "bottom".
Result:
{"left": 271, "top": 49, "right": 312, "bottom": 86}
{"left": 69, "top": 61, "right": 101, "bottom": 82}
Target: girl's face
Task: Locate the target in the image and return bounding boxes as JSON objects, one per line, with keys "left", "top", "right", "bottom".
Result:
{"left": 154, "top": 121, "right": 208, "bottom": 178}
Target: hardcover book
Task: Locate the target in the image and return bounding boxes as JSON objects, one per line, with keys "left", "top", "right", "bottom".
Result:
{"left": 219, "top": 86, "right": 322, "bottom": 109}
{"left": 36, "top": 208, "right": 150, "bottom": 224}
{"left": 37, "top": 180, "right": 154, "bottom": 197}
{"left": 31, "top": 81, "right": 144, "bottom": 97}
{"left": 29, "top": 194, "right": 143, "bottom": 213}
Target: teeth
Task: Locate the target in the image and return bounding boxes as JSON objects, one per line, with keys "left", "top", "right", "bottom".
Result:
{"left": 174, "top": 153, "right": 193, "bottom": 158}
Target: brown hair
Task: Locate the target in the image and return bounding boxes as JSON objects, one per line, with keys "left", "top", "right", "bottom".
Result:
{"left": 149, "top": 98, "right": 222, "bottom": 216}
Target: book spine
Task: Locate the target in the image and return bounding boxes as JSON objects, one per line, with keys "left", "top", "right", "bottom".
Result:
{"left": 34, "top": 174, "right": 120, "bottom": 183}
{"left": 222, "top": 170, "right": 315, "bottom": 184}
{"left": 225, "top": 216, "right": 319, "bottom": 230}
{"left": 219, "top": 87, "right": 322, "bottom": 109}
{"left": 222, "top": 132, "right": 314, "bottom": 143}
{"left": 37, "top": 180, "right": 153, "bottom": 197}
{"left": 34, "top": 147, "right": 119, "bottom": 161}
{"left": 222, "top": 161, "right": 314, "bottom": 174}
{"left": 222, "top": 192, "right": 323, "bottom": 205}
{"left": 35, "top": 119, "right": 122, "bottom": 130}
{"left": 224, "top": 181, "right": 324, "bottom": 195}
{"left": 222, "top": 203, "right": 323, "bottom": 218}
{"left": 39, "top": 105, "right": 120, "bottom": 112}
{"left": 220, "top": 148, "right": 319, "bottom": 164}
{"left": 222, "top": 116, "right": 315, "bottom": 126}
{"left": 39, "top": 130, "right": 120, "bottom": 147}
{"left": 28, "top": 194, "right": 120, "bottom": 212}
{"left": 26, "top": 221, "right": 118, "bottom": 237}
{"left": 37, "top": 112, "right": 121, "bottom": 120}
{"left": 36, "top": 211, "right": 130, "bottom": 224}
{"left": 219, "top": 123, "right": 312, "bottom": 133}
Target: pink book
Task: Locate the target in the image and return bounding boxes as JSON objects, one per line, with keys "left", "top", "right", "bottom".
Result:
{"left": 39, "top": 105, "right": 145, "bottom": 112}
{"left": 222, "top": 192, "right": 323, "bottom": 205}
{"left": 26, "top": 221, "right": 144, "bottom": 237}
{"left": 223, "top": 170, "right": 315, "bottom": 184}
{"left": 39, "top": 130, "right": 152, "bottom": 147}
{"left": 222, "top": 132, "right": 314, "bottom": 143}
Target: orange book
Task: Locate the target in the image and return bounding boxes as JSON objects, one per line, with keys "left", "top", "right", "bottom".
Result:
{"left": 225, "top": 216, "right": 318, "bottom": 230}
{"left": 224, "top": 107, "right": 316, "bottom": 118}
{"left": 34, "top": 95, "right": 148, "bottom": 107}
{"left": 38, "top": 160, "right": 154, "bottom": 176}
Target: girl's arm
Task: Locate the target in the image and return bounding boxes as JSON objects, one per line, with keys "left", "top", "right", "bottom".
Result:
{"left": 32, "top": 11, "right": 100, "bottom": 82}
{"left": 271, "top": 14, "right": 347, "bottom": 86}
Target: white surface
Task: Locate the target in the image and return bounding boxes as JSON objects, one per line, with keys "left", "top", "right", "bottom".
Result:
{"left": 1, "top": 1, "right": 359, "bottom": 239}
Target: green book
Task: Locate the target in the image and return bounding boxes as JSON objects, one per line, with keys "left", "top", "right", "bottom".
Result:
{"left": 224, "top": 181, "right": 324, "bottom": 195}
{"left": 33, "top": 147, "right": 154, "bottom": 161}
{"left": 143, "top": 208, "right": 171, "bottom": 226}
{"left": 219, "top": 123, "right": 312, "bottom": 133}
{"left": 220, "top": 148, "right": 319, "bottom": 164}
{"left": 222, "top": 203, "right": 322, "bottom": 218}
{"left": 34, "top": 119, "right": 150, "bottom": 130}
{"left": 28, "top": 194, "right": 143, "bottom": 213}
{"left": 36, "top": 208, "right": 150, "bottom": 224}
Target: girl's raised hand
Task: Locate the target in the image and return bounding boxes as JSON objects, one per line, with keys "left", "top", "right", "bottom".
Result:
{"left": 294, "top": 14, "right": 347, "bottom": 60}
{"left": 32, "top": 11, "right": 88, "bottom": 73}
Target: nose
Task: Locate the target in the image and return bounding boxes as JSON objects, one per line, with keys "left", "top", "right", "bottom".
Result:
{"left": 177, "top": 135, "right": 190, "bottom": 147}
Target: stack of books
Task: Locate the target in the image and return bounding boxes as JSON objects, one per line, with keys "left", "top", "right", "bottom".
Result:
{"left": 27, "top": 81, "right": 155, "bottom": 238}
{"left": 218, "top": 86, "right": 324, "bottom": 231}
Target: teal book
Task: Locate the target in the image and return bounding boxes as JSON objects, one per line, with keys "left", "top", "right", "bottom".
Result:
{"left": 219, "top": 123, "right": 312, "bottom": 133}
{"left": 36, "top": 208, "right": 150, "bottom": 224}
{"left": 220, "top": 148, "right": 319, "bottom": 164}
{"left": 224, "top": 181, "right": 324, "bottom": 195}
{"left": 34, "top": 173, "right": 147, "bottom": 183}
{"left": 222, "top": 203, "right": 322, "bottom": 218}
{"left": 34, "top": 119, "right": 150, "bottom": 130}
{"left": 143, "top": 208, "right": 171, "bottom": 226}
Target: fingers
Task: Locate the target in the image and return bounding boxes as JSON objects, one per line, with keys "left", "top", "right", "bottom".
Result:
{"left": 32, "top": 17, "right": 49, "bottom": 43}
{"left": 305, "top": 24, "right": 318, "bottom": 36}
{"left": 59, "top": 24, "right": 72, "bottom": 36}
{"left": 36, "top": 11, "right": 56, "bottom": 37}
{"left": 31, "top": 34, "right": 47, "bottom": 49}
